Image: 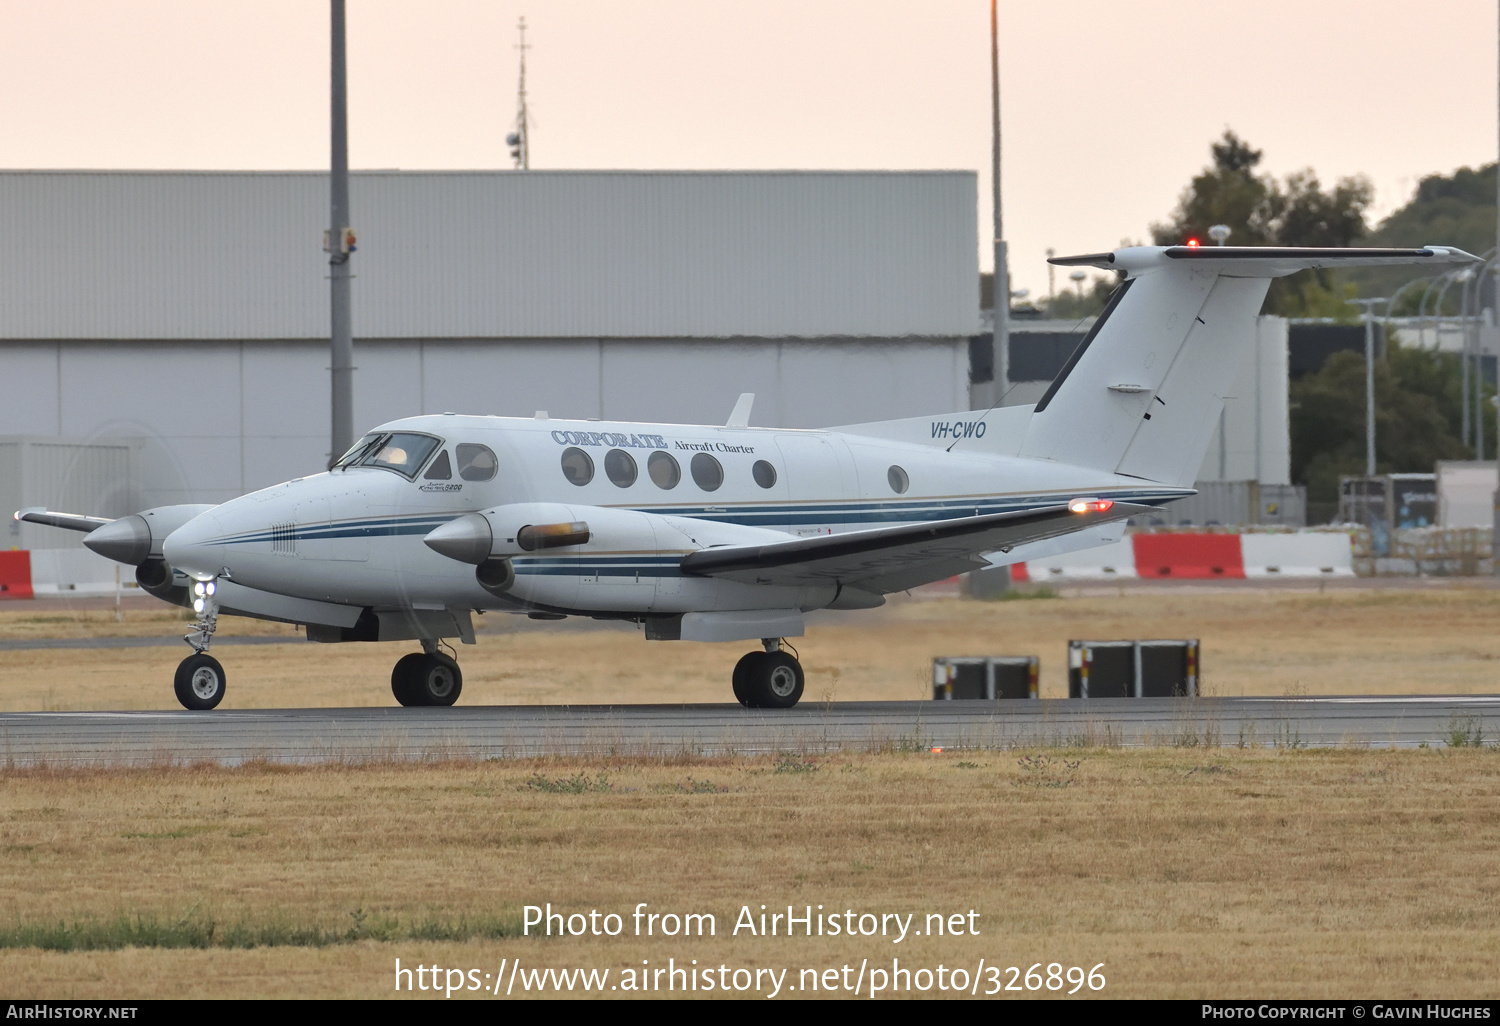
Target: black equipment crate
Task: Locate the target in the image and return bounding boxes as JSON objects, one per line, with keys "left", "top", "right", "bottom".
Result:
{"left": 1067, "top": 640, "right": 1199, "bottom": 698}
{"left": 932, "top": 656, "right": 1039, "bottom": 700}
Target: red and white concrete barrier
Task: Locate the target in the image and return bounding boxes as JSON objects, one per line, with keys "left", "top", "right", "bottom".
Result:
{"left": 1013, "top": 531, "right": 1354, "bottom": 582}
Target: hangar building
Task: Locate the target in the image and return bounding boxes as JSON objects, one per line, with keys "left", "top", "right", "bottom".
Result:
{"left": 0, "top": 170, "right": 978, "bottom": 583}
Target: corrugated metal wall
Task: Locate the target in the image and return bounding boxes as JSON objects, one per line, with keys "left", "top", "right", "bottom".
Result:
{"left": 0, "top": 337, "right": 967, "bottom": 509}
{"left": 1, "top": 437, "right": 140, "bottom": 551}
{"left": 0, "top": 171, "right": 977, "bottom": 340}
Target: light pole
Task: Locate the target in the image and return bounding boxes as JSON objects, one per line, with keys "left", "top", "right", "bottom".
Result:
{"left": 1045, "top": 248, "right": 1055, "bottom": 303}
{"left": 1208, "top": 225, "right": 1231, "bottom": 477}
{"left": 327, "top": 0, "right": 355, "bottom": 468}
{"left": 1351, "top": 297, "right": 1388, "bottom": 478}
{"left": 988, "top": 0, "right": 1008, "bottom": 408}
{"left": 1458, "top": 267, "right": 1475, "bottom": 447}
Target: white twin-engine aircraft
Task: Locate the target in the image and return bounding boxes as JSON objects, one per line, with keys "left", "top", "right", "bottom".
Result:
{"left": 18, "top": 244, "right": 1473, "bottom": 710}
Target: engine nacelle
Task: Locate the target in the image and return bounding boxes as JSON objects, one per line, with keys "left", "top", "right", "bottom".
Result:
{"left": 425, "top": 503, "right": 659, "bottom": 597}
{"left": 83, "top": 504, "right": 216, "bottom": 566}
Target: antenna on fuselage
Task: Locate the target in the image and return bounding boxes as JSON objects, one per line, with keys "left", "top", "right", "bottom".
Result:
{"left": 726, "top": 393, "right": 755, "bottom": 428}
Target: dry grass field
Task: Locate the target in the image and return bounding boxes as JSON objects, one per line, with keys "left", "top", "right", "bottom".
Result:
{"left": 3, "top": 749, "right": 1500, "bottom": 999}
{"left": 0, "top": 583, "right": 1496, "bottom": 710}
{"left": 3, "top": 584, "right": 1497, "bottom": 998}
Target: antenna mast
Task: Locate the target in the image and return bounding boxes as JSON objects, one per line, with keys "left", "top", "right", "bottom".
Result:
{"left": 507, "top": 17, "right": 530, "bottom": 169}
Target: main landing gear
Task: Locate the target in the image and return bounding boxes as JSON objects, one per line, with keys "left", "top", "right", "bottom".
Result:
{"left": 391, "top": 641, "right": 464, "bottom": 707}
{"left": 732, "top": 638, "right": 805, "bottom": 709}
{"left": 174, "top": 578, "right": 226, "bottom": 711}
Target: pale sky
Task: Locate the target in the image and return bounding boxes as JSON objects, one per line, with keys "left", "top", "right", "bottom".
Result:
{"left": 0, "top": 0, "right": 1495, "bottom": 299}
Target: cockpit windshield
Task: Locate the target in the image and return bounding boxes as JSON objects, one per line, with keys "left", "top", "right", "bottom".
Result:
{"left": 332, "top": 432, "right": 443, "bottom": 480}
{"left": 333, "top": 432, "right": 385, "bottom": 470}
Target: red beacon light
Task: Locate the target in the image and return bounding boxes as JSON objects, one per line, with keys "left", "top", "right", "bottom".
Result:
{"left": 1068, "top": 498, "right": 1114, "bottom": 514}
{"left": 1185, "top": 237, "right": 1201, "bottom": 247}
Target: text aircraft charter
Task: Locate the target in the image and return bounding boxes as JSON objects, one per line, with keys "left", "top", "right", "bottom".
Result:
{"left": 18, "top": 244, "right": 1474, "bottom": 710}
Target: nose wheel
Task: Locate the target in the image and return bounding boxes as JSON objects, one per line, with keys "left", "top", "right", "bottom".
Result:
{"left": 174, "top": 576, "right": 226, "bottom": 710}
{"left": 391, "top": 647, "right": 464, "bottom": 707}
{"left": 732, "top": 639, "right": 804, "bottom": 709}
{"left": 174, "top": 652, "right": 227, "bottom": 710}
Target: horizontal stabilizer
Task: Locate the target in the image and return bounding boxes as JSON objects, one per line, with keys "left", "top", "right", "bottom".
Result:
{"left": 1049, "top": 244, "right": 1476, "bottom": 276}
{"left": 679, "top": 500, "right": 1152, "bottom": 594}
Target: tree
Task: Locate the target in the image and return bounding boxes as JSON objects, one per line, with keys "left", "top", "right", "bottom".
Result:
{"left": 1152, "top": 131, "right": 1373, "bottom": 316}
{"left": 1349, "top": 163, "right": 1497, "bottom": 310}
{"left": 1289, "top": 339, "right": 1478, "bottom": 511}
{"left": 1151, "top": 131, "right": 1275, "bottom": 247}
{"left": 1041, "top": 273, "right": 1121, "bottom": 319}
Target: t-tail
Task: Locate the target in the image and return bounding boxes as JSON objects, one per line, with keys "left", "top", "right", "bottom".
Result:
{"left": 1017, "top": 244, "right": 1476, "bottom": 486}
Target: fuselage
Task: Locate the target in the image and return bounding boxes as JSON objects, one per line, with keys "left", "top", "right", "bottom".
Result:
{"left": 162, "top": 413, "right": 1189, "bottom": 618}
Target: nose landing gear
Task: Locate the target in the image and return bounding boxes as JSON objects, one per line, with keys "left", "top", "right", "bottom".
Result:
{"left": 391, "top": 641, "right": 464, "bottom": 707}
{"left": 174, "top": 577, "right": 226, "bottom": 710}
{"left": 732, "top": 638, "right": 804, "bottom": 709}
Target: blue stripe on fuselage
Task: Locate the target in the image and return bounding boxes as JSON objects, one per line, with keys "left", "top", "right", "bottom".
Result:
{"left": 197, "top": 489, "right": 1182, "bottom": 547}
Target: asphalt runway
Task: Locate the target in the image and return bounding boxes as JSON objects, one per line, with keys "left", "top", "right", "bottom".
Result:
{"left": 2, "top": 696, "right": 1497, "bottom": 766}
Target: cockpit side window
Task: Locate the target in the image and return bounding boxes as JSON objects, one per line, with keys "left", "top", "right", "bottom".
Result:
{"left": 360, "top": 432, "right": 442, "bottom": 480}
{"left": 423, "top": 450, "right": 453, "bottom": 480}
{"left": 456, "top": 443, "right": 498, "bottom": 482}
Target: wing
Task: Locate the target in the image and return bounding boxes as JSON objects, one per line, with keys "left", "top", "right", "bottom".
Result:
{"left": 678, "top": 501, "right": 1152, "bottom": 595}
{"left": 14, "top": 508, "right": 112, "bottom": 533}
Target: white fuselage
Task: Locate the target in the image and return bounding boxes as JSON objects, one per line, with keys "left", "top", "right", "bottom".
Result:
{"left": 161, "top": 413, "right": 1188, "bottom": 620}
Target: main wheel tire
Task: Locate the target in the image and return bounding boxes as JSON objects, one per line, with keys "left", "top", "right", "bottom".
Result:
{"left": 731, "top": 651, "right": 767, "bottom": 707}
{"left": 391, "top": 653, "right": 429, "bottom": 707}
{"left": 742, "top": 651, "right": 804, "bottom": 709}
{"left": 413, "top": 653, "right": 463, "bottom": 707}
{"left": 173, "top": 653, "right": 226, "bottom": 711}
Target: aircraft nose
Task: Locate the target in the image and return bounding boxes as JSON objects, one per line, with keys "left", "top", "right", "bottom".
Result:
{"left": 424, "top": 513, "right": 493, "bottom": 564}
{"left": 82, "top": 514, "right": 151, "bottom": 566}
{"left": 161, "top": 511, "right": 225, "bottom": 579}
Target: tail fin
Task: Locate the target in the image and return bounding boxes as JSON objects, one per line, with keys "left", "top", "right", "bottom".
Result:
{"left": 1018, "top": 245, "right": 1476, "bottom": 486}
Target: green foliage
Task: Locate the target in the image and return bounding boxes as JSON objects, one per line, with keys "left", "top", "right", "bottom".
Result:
{"left": 1445, "top": 715, "right": 1484, "bottom": 749}
{"left": 1013, "top": 754, "right": 1081, "bottom": 788}
{"left": 1042, "top": 275, "right": 1122, "bottom": 319}
{"left": 651, "top": 778, "right": 729, "bottom": 793}
{"left": 1368, "top": 164, "right": 1497, "bottom": 256}
{"left": 773, "top": 753, "right": 819, "bottom": 774}
{"left": 1152, "top": 131, "right": 1373, "bottom": 316}
{"left": 0, "top": 909, "right": 526, "bottom": 951}
{"left": 1289, "top": 339, "right": 1477, "bottom": 508}
{"left": 983, "top": 584, "right": 1059, "bottom": 602}
{"left": 1352, "top": 163, "right": 1497, "bottom": 309}
{"left": 522, "top": 772, "right": 614, "bottom": 793}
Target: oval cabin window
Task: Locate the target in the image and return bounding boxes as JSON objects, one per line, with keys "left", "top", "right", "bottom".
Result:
{"left": 690, "top": 453, "right": 724, "bottom": 492}
{"left": 560, "top": 447, "right": 594, "bottom": 486}
{"left": 604, "top": 448, "right": 638, "bottom": 487}
{"left": 648, "top": 451, "right": 681, "bottom": 489}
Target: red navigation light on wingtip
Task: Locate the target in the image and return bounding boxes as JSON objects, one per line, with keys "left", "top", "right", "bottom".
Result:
{"left": 1068, "top": 498, "right": 1114, "bottom": 514}
{"left": 1186, "top": 238, "right": 1201, "bottom": 247}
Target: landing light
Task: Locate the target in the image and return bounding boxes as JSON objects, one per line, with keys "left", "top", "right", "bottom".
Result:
{"left": 1068, "top": 498, "right": 1114, "bottom": 514}
{"left": 192, "top": 598, "right": 205, "bottom": 613}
